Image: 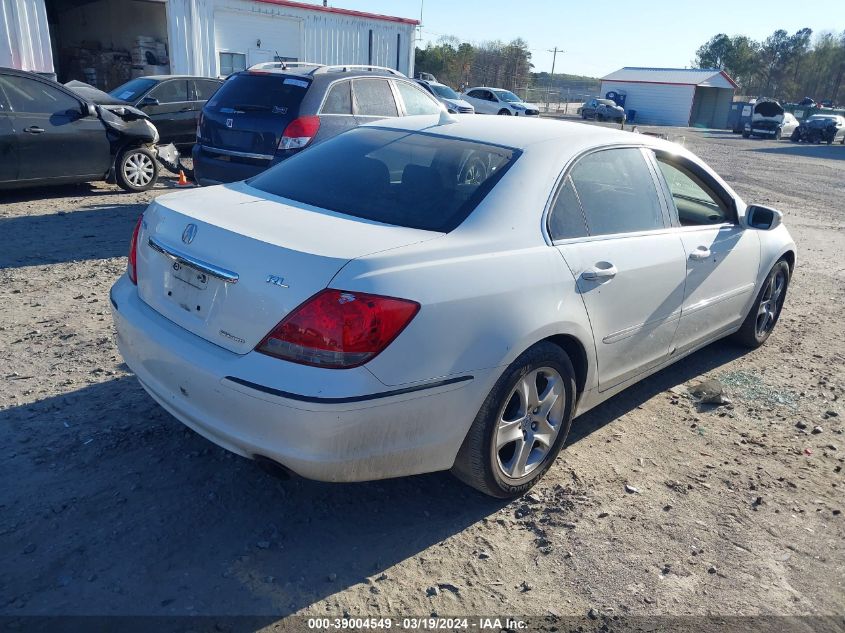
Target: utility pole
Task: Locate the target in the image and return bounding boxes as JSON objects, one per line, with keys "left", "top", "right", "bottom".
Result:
{"left": 546, "top": 47, "right": 563, "bottom": 112}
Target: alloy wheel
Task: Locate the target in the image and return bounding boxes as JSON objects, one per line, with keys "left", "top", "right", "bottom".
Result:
{"left": 494, "top": 367, "right": 566, "bottom": 480}
{"left": 756, "top": 269, "right": 786, "bottom": 337}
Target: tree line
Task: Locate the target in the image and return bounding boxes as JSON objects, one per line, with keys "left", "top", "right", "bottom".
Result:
{"left": 414, "top": 36, "right": 532, "bottom": 92}
{"left": 695, "top": 29, "right": 845, "bottom": 103}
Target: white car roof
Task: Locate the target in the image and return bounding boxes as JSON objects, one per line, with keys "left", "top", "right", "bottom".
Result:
{"left": 363, "top": 114, "right": 669, "bottom": 153}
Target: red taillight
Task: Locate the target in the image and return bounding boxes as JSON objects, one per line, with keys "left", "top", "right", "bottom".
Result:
{"left": 127, "top": 215, "right": 143, "bottom": 284}
{"left": 279, "top": 115, "right": 320, "bottom": 151}
{"left": 256, "top": 289, "right": 420, "bottom": 368}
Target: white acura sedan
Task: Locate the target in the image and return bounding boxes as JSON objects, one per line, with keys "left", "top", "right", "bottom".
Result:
{"left": 110, "top": 114, "right": 796, "bottom": 498}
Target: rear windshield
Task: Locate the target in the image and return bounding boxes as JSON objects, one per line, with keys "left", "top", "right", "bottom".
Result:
{"left": 206, "top": 73, "right": 310, "bottom": 114}
{"left": 430, "top": 83, "right": 459, "bottom": 99}
{"left": 247, "top": 127, "right": 519, "bottom": 232}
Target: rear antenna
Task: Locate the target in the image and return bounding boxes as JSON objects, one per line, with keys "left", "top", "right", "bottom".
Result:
{"left": 275, "top": 51, "right": 286, "bottom": 69}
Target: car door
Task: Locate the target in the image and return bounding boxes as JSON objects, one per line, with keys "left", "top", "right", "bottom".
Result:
{"left": 0, "top": 73, "right": 110, "bottom": 181}
{"left": 351, "top": 78, "right": 399, "bottom": 125}
{"left": 0, "top": 84, "right": 18, "bottom": 183}
{"left": 466, "top": 89, "right": 492, "bottom": 114}
{"left": 548, "top": 147, "right": 686, "bottom": 391}
{"left": 648, "top": 150, "right": 760, "bottom": 354}
{"left": 140, "top": 79, "right": 193, "bottom": 144}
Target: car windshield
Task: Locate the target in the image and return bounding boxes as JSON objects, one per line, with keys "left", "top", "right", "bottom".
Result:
{"left": 492, "top": 89, "right": 521, "bottom": 103}
{"left": 109, "top": 78, "right": 157, "bottom": 102}
{"left": 430, "top": 83, "right": 459, "bottom": 99}
{"left": 247, "top": 127, "right": 520, "bottom": 232}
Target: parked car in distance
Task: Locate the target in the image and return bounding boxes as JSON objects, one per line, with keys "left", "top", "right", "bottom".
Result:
{"left": 0, "top": 67, "right": 160, "bottom": 192}
{"left": 99, "top": 75, "right": 223, "bottom": 146}
{"left": 742, "top": 100, "right": 798, "bottom": 140}
{"left": 461, "top": 87, "right": 539, "bottom": 116}
{"left": 111, "top": 115, "right": 796, "bottom": 498}
{"left": 414, "top": 79, "right": 474, "bottom": 113}
{"left": 790, "top": 114, "right": 845, "bottom": 144}
{"left": 578, "top": 97, "right": 626, "bottom": 123}
{"left": 192, "top": 62, "right": 444, "bottom": 186}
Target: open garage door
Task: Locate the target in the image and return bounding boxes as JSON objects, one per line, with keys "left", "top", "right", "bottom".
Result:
{"left": 213, "top": 10, "right": 302, "bottom": 76}
{"left": 45, "top": 0, "right": 168, "bottom": 89}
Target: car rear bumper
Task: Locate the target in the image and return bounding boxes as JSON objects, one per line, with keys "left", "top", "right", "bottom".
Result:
{"left": 192, "top": 144, "right": 275, "bottom": 186}
{"left": 109, "top": 275, "right": 490, "bottom": 482}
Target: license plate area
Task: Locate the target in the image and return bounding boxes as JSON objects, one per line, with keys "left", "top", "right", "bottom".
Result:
{"left": 165, "top": 260, "right": 215, "bottom": 316}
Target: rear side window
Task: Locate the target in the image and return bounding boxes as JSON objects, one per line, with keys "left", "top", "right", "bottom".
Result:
{"left": 395, "top": 81, "right": 441, "bottom": 116}
{"left": 321, "top": 81, "right": 352, "bottom": 115}
{"left": 207, "top": 74, "right": 309, "bottom": 114}
{"left": 353, "top": 79, "right": 398, "bottom": 117}
{"left": 548, "top": 176, "right": 589, "bottom": 240}
{"left": 0, "top": 75, "right": 80, "bottom": 114}
{"left": 148, "top": 80, "right": 188, "bottom": 103}
{"left": 192, "top": 79, "right": 221, "bottom": 101}
{"left": 568, "top": 148, "right": 664, "bottom": 236}
{"left": 247, "top": 127, "right": 519, "bottom": 232}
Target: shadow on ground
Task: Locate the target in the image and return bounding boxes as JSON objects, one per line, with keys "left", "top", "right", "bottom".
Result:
{"left": 750, "top": 143, "right": 845, "bottom": 161}
{"left": 0, "top": 203, "right": 144, "bottom": 268}
{"left": 0, "top": 338, "right": 749, "bottom": 621}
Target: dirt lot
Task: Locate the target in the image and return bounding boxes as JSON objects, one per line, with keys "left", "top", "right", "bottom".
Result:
{"left": 1, "top": 126, "right": 843, "bottom": 628}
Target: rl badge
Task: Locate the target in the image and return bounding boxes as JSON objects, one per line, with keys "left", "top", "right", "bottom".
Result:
{"left": 181, "top": 223, "right": 197, "bottom": 244}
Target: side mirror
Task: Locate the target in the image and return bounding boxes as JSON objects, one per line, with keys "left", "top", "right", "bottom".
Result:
{"left": 746, "top": 205, "right": 783, "bottom": 231}
{"left": 140, "top": 96, "right": 160, "bottom": 107}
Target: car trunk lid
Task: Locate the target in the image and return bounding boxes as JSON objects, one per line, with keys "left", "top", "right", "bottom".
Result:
{"left": 135, "top": 182, "right": 439, "bottom": 354}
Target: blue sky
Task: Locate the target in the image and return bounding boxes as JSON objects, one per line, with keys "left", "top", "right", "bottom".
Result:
{"left": 307, "top": 0, "right": 842, "bottom": 77}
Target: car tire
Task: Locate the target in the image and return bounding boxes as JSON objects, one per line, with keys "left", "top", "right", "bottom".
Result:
{"left": 596, "top": 113, "right": 605, "bottom": 122}
{"left": 774, "top": 129, "right": 782, "bottom": 140}
{"left": 790, "top": 130, "right": 800, "bottom": 142}
{"left": 498, "top": 109, "right": 511, "bottom": 116}
{"left": 732, "top": 259, "right": 790, "bottom": 349}
{"left": 116, "top": 146, "right": 158, "bottom": 192}
{"left": 581, "top": 111, "right": 587, "bottom": 119}
{"left": 742, "top": 130, "right": 750, "bottom": 138}
{"left": 451, "top": 342, "right": 576, "bottom": 498}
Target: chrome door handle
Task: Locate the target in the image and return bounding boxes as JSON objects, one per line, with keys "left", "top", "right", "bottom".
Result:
{"left": 24, "top": 126, "right": 45, "bottom": 134}
{"left": 689, "top": 246, "right": 711, "bottom": 260}
{"left": 582, "top": 264, "right": 617, "bottom": 280}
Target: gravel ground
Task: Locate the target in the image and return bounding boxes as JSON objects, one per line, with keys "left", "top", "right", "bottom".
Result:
{"left": 1, "top": 126, "right": 843, "bottom": 627}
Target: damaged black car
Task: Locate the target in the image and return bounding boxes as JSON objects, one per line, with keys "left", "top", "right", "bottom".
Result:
{"left": 790, "top": 114, "right": 845, "bottom": 145}
{"left": 0, "top": 68, "right": 160, "bottom": 192}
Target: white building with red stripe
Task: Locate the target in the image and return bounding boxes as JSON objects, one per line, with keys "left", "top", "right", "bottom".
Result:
{"left": 2, "top": 0, "right": 418, "bottom": 85}
{"left": 600, "top": 67, "right": 738, "bottom": 128}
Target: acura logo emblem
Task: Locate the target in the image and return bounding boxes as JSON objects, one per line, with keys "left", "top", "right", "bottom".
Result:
{"left": 182, "top": 223, "right": 197, "bottom": 244}
{"left": 225, "top": 118, "right": 233, "bottom": 128}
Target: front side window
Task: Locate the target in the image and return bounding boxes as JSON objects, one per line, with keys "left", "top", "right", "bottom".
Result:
{"left": 148, "top": 80, "right": 188, "bottom": 103}
{"left": 492, "top": 89, "right": 520, "bottom": 103}
{"left": 247, "top": 127, "right": 519, "bottom": 232}
{"left": 395, "top": 81, "right": 441, "bottom": 115}
{"left": 568, "top": 148, "right": 664, "bottom": 236}
{"left": 109, "top": 78, "right": 157, "bottom": 102}
{"left": 0, "top": 76, "right": 80, "bottom": 114}
{"left": 321, "top": 81, "right": 352, "bottom": 115}
{"left": 219, "top": 52, "right": 247, "bottom": 76}
{"left": 654, "top": 157, "right": 730, "bottom": 226}
{"left": 353, "top": 79, "right": 398, "bottom": 117}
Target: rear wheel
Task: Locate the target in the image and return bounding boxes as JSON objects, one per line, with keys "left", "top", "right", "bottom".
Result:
{"left": 790, "top": 129, "right": 800, "bottom": 142}
{"left": 498, "top": 108, "right": 511, "bottom": 116}
{"left": 452, "top": 342, "right": 576, "bottom": 498}
{"left": 116, "top": 146, "right": 158, "bottom": 192}
{"left": 732, "top": 259, "right": 790, "bottom": 348}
